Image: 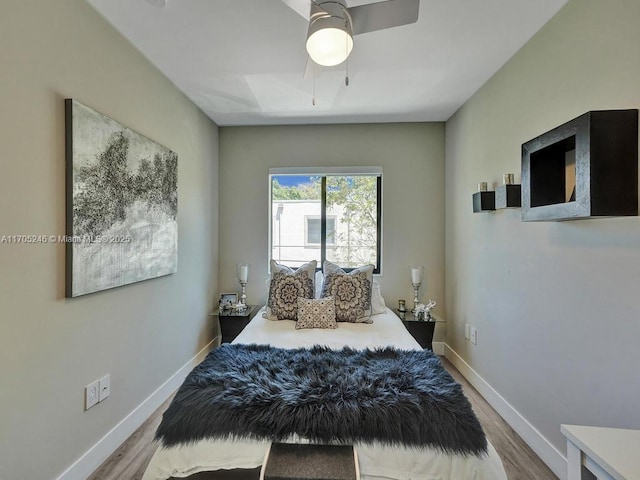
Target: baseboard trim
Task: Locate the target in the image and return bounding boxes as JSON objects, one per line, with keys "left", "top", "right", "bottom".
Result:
{"left": 55, "top": 337, "right": 218, "bottom": 480}
{"left": 432, "top": 341, "right": 445, "bottom": 356}
{"left": 443, "top": 344, "right": 567, "bottom": 479}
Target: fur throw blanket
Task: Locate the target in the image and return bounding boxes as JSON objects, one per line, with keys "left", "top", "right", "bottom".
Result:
{"left": 156, "top": 344, "right": 487, "bottom": 456}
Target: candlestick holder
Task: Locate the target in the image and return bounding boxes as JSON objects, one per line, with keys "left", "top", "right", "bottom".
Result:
{"left": 412, "top": 282, "right": 421, "bottom": 312}
{"left": 239, "top": 281, "right": 247, "bottom": 308}
{"left": 236, "top": 263, "right": 250, "bottom": 309}
{"left": 409, "top": 266, "right": 424, "bottom": 313}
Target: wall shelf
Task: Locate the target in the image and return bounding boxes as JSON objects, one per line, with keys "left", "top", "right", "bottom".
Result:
{"left": 472, "top": 191, "right": 495, "bottom": 212}
{"left": 496, "top": 184, "right": 521, "bottom": 209}
{"left": 521, "top": 109, "right": 638, "bottom": 221}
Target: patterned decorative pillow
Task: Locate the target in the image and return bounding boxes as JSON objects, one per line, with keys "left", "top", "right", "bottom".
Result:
{"left": 295, "top": 297, "right": 337, "bottom": 330}
{"left": 320, "top": 260, "right": 374, "bottom": 323}
{"left": 265, "top": 260, "right": 316, "bottom": 321}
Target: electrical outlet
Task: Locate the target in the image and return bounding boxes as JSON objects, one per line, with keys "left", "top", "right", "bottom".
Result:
{"left": 85, "top": 380, "right": 99, "bottom": 410}
{"left": 99, "top": 374, "right": 110, "bottom": 402}
{"left": 470, "top": 327, "right": 478, "bottom": 345}
{"left": 464, "top": 323, "right": 470, "bottom": 340}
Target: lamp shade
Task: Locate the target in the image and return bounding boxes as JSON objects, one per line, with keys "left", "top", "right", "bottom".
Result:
{"left": 306, "top": 3, "right": 353, "bottom": 67}
{"left": 306, "top": 26, "right": 353, "bottom": 66}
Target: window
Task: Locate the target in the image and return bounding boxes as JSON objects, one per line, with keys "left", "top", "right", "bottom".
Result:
{"left": 306, "top": 216, "right": 336, "bottom": 245}
{"left": 269, "top": 168, "right": 382, "bottom": 273}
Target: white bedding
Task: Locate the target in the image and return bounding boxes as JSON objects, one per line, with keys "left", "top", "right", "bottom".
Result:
{"left": 143, "top": 308, "right": 507, "bottom": 480}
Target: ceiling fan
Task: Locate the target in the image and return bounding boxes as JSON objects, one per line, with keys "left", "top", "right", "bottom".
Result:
{"left": 282, "top": 0, "right": 420, "bottom": 67}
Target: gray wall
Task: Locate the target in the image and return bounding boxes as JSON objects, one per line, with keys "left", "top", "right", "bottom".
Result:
{"left": 445, "top": 0, "right": 640, "bottom": 464}
{"left": 218, "top": 123, "right": 446, "bottom": 337}
{"left": 0, "top": 1, "right": 219, "bottom": 479}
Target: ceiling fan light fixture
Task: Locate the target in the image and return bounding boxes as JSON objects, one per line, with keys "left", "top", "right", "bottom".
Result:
{"left": 306, "top": 7, "right": 353, "bottom": 67}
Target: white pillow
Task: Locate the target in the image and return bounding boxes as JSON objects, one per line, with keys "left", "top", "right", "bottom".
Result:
{"left": 315, "top": 270, "right": 323, "bottom": 298}
{"left": 371, "top": 281, "right": 386, "bottom": 315}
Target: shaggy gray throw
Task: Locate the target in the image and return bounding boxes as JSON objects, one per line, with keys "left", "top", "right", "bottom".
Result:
{"left": 156, "top": 344, "right": 487, "bottom": 456}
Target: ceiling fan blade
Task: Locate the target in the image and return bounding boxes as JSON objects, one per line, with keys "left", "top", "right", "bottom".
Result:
{"left": 281, "top": 0, "right": 313, "bottom": 19}
{"left": 348, "top": 0, "right": 420, "bottom": 36}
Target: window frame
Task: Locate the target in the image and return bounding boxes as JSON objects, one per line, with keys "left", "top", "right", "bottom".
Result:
{"left": 269, "top": 167, "right": 382, "bottom": 274}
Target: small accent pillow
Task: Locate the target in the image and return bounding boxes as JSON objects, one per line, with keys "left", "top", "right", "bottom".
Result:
{"left": 295, "top": 296, "right": 337, "bottom": 330}
{"left": 321, "top": 260, "right": 374, "bottom": 323}
{"left": 265, "top": 260, "right": 316, "bottom": 321}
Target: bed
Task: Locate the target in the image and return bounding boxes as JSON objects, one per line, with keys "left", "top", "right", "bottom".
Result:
{"left": 142, "top": 307, "right": 507, "bottom": 480}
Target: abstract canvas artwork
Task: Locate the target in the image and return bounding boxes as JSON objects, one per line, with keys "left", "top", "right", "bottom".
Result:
{"left": 65, "top": 99, "right": 178, "bottom": 297}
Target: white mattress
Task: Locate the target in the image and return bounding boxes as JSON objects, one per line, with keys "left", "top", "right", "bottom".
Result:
{"left": 235, "top": 305, "right": 423, "bottom": 351}
{"left": 143, "top": 308, "right": 507, "bottom": 480}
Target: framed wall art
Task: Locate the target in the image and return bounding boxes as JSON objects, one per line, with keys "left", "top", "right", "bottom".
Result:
{"left": 65, "top": 99, "right": 178, "bottom": 297}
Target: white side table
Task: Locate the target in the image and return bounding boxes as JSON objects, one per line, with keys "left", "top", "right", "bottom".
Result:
{"left": 561, "top": 424, "right": 640, "bottom": 480}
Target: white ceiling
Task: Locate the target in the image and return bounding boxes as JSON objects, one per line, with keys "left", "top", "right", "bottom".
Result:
{"left": 86, "top": 0, "right": 569, "bottom": 126}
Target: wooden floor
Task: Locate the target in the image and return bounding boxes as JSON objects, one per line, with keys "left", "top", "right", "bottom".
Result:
{"left": 88, "top": 357, "right": 558, "bottom": 480}
{"left": 443, "top": 358, "right": 558, "bottom": 480}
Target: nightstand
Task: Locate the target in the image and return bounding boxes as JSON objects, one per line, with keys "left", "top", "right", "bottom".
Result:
{"left": 394, "top": 309, "right": 443, "bottom": 351}
{"left": 562, "top": 424, "right": 640, "bottom": 480}
{"left": 212, "top": 304, "right": 260, "bottom": 343}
